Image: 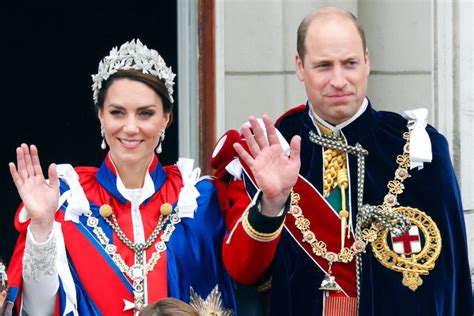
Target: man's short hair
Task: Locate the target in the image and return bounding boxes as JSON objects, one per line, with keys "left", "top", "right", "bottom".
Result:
{"left": 296, "top": 8, "right": 367, "bottom": 63}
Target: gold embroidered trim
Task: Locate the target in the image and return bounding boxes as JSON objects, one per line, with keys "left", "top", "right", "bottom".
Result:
{"left": 242, "top": 210, "right": 284, "bottom": 242}
{"left": 314, "top": 119, "right": 348, "bottom": 197}
{"left": 323, "top": 148, "right": 347, "bottom": 197}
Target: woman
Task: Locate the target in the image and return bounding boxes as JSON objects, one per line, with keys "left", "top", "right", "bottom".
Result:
{"left": 7, "top": 39, "right": 236, "bottom": 315}
{"left": 0, "top": 259, "right": 7, "bottom": 308}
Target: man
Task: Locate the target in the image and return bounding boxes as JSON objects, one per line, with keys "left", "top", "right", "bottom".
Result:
{"left": 213, "top": 7, "right": 473, "bottom": 316}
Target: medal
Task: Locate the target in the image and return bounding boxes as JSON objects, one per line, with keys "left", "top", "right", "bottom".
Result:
{"left": 371, "top": 207, "right": 441, "bottom": 291}
{"left": 319, "top": 261, "right": 341, "bottom": 292}
{"left": 360, "top": 129, "right": 442, "bottom": 291}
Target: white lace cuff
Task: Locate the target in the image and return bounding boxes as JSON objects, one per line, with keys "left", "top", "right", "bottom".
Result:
{"left": 23, "top": 225, "right": 57, "bottom": 282}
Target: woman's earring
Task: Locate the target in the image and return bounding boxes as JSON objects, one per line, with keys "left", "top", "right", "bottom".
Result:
{"left": 156, "top": 128, "right": 166, "bottom": 154}
{"left": 100, "top": 125, "right": 107, "bottom": 150}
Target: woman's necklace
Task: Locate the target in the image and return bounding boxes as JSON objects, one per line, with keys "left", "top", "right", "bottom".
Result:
{"left": 85, "top": 202, "right": 179, "bottom": 312}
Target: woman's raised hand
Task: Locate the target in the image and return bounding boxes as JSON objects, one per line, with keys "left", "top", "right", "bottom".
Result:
{"left": 233, "top": 115, "right": 301, "bottom": 217}
{"left": 9, "top": 144, "right": 59, "bottom": 241}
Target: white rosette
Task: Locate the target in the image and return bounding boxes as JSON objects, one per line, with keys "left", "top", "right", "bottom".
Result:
{"left": 401, "top": 108, "right": 433, "bottom": 170}
{"left": 176, "top": 158, "right": 203, "bottom": 218}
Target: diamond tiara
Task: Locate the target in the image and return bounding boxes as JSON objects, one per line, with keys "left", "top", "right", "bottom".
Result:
{"left": 91, "top": 39, "right": 176, "bottom": 104}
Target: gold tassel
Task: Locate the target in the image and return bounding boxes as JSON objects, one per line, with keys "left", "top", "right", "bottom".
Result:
{"left": 337, "top": 168, "right": 349, "bottom": 250}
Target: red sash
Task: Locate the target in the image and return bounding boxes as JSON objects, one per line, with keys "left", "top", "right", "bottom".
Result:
{"left": 241, "top": 167, "right": 357, "bottom": 297}
{"left": 287, "top": 175, "right": 357, "bottom": 297}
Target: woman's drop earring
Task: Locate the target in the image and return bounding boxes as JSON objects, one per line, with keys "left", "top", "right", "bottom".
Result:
{"left": 100, "top": 125, "right": 107, "bottom": 150}
{"left": 156, "top": 128, "right": 166, "bottom": 154}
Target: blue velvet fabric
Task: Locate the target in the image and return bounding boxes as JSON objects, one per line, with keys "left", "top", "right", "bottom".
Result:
{"left": 269, "top": 101, "right": 473, "bottom": 315}
{"left": 166, "top": 179, "right": 237, "bottom": 311}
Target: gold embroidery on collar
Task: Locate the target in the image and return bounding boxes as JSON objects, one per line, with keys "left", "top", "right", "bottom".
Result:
{"left": 314, "top": 119, "right": 352, "bottom": 250}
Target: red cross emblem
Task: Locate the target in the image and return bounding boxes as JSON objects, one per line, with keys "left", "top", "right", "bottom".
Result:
{"left": 391, "top": 225, "right": 421, "bottom": 255}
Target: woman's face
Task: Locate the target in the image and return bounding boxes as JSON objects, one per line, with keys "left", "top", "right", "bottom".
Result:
{"left": 98, "top": 78, "right": 170, "bottom": 168}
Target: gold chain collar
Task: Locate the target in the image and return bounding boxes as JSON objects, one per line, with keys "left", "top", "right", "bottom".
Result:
{"left": 289, "top": 191, "right": 366, "bottom": 264}
{"left": 361, "top": 131, "right": 442, "bottom": 291}
{"left": 291, "top": 124, "right": 441, "bottom": 293}
{"left": 84, "top": 203, "right": 180, "bottom": 311}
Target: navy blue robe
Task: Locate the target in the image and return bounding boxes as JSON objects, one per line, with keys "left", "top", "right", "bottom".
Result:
{"left": 269, "top": 101, "right": 473, "bottom": 315}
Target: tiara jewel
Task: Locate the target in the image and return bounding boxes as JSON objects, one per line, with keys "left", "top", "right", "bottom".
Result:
{"left": 91, "top": 39, "right": 176, "bottom": 104}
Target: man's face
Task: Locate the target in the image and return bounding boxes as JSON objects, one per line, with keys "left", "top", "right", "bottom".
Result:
{"left": 296, "top": 18, "right": 370, "bottom": 125}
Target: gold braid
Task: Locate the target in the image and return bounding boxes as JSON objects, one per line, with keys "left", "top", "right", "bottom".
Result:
{"left": 314, "top": 120, "right": 351, "bottom": 249}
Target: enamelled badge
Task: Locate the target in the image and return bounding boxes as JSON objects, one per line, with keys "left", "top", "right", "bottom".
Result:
{"left": 360, "top": 128, "right": 442, "bottom": 291}
{"left": 309, "top": 117, "right": 442, "bottom": 293}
